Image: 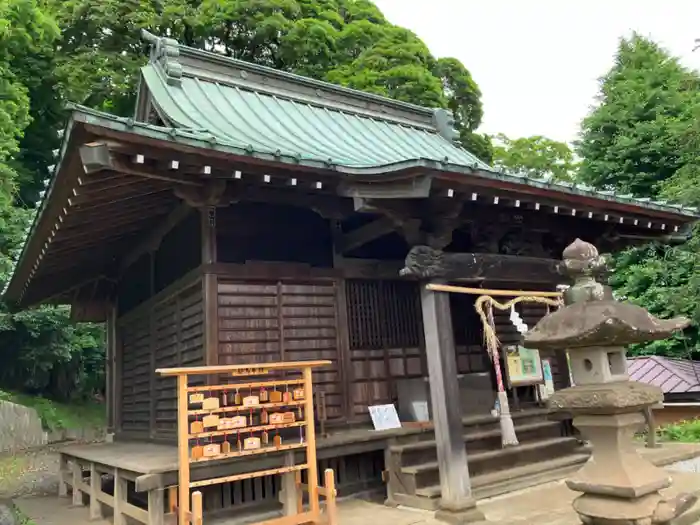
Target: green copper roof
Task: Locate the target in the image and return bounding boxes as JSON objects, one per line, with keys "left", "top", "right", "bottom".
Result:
{"left": 134, "top": 34, "right": 697, "bottom": 216}
{"left": 140, "top": 64, "right": 491, "bottom": 172}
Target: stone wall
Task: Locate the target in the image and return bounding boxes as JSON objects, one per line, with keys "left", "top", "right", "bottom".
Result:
{"left": 0, "top": 401, "right": 47, "bottom": 452}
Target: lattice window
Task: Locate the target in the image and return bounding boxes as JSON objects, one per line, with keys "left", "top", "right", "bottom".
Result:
{"left": 346, "top": 279, "right": 421, "bottom": 350}
{"left": 450, "top": 293, "right": 483, "bottom": 347}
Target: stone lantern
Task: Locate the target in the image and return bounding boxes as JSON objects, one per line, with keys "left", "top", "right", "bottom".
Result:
{"left": 524, "top": 239, "right": 696, "bottom": 525}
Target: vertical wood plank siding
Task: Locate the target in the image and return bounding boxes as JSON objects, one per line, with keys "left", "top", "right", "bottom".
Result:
{"left": 117, "top": 279, "right": 204, "bottom": 440}
{"left": 216, "top": 279, "right": 343, "bottom": 419}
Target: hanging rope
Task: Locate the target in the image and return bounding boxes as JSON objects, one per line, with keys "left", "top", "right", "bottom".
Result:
{"left": 476, "top": 294, "right": 563, "bottom": 447}
{"left": 475, "top": 295, "right": 564, "bottom": 356}
{"left": 485, "top": 302, "right": 506, "bottom": 393}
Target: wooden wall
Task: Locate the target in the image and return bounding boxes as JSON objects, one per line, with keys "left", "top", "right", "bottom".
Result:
{"left": 114, "top": 210, "right": 204, "bottom": 441}
{"left": 117, "top": 275, "right": 205, "bottom": 441}
{"left": 111, "top": 200, "right": 572, "bottom": 442}
{"left": 214, "top": 277, "right": 344, "bottom": 419}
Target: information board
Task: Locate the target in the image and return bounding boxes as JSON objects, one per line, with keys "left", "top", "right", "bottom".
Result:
{"left": 368, "top": 404, "right": 402, "bottom": 431}
{"left": 505, "top": 345, "right": 544, "bottom": 387}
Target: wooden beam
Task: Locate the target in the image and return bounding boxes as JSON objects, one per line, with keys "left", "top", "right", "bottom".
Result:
{"left": 119, "top": 202, "right": 193, "bottom": 273}
{"left": 79, "top": 142, "right": 202, "bottom": 186}
{"left": 420, "top": 286, "right": 484, "bottom": 522}
{"left": 337, "top": 216, "right": 397, "bottom": 253}
{"left": 426, "top": 283, "right": 562, "bottom": 298}
{"left": 400, "top": 245, "right": 560, "bottom": 283}
{"left": 24, "top": 268, "right": 108, "bottom": 307}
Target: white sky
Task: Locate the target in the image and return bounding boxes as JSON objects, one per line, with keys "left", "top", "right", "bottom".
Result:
{"left": 372, "top": 0, "right": 700, "bottom": 145}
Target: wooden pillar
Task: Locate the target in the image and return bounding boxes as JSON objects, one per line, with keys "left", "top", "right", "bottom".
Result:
{"left": 105, "top": 305, "right": 114, "bottom": 435}
{"left": 177, "top": 374, "right": 190, "bottom": 525}
{"left": 71, "top": 461, "right": 84, "bottom": 507}
{"left": 280, "top": 452, "right": 299, "bottom": 515}
{"left": 200, "top": 207, "right": 219, "bottom": 369}
{"left": 58, "top": 453, "right": 68, "bottom": 497}
{"left": 420, "top": 285, "right": 485, "bottom": 524}
{"left": 148, "top": 488, "right": 165, "bottom": 525}
{"left": 644, "top": 405, "right": 661, "bottom": 449}
{"left": 106, "top": 305, "right": 121, "bottom": 436}
{"left": 89, "top": 464, "right": 103, "bottom": 520}
{"left": 112, "top": 305, "right": 123, "bottom": 435}
{"left": 114, "top": 468, "right": 127, "bottom": 525}
{"left": 149, "top": 251, "right": 157, "bottom": 439}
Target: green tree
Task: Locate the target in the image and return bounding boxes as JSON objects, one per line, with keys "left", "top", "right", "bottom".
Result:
{"left": 0, "top": 0, "right": 105, "bottom": 401}
{"left": 492, "top": 133, "right": 578, "bottom": 181}
{"left": 576, "top": 33, "right": 700, "bottom": 197}
{"left": 609, "top": 239, "right": 700, "bottom": 359}
{"left": 576, "top": 34, "right": 700, "bottom": 359}
{"left": 0, "top": 0, "right": 59, "bottom": 196}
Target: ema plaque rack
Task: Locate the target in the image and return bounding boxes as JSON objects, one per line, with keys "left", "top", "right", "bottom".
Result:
{"left": 157, "top": 361, "right": 337, "bottom": 525}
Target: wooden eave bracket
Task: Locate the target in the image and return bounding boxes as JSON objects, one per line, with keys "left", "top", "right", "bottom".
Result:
{"left": 174, "top": 180, "right": 228, "bottom": 208}
{"left": 79, "top": 142, "right": 202, "bottom": 187}
{"left": 337, "top": 216, "right": 397, "bottom": 253}
{"left": 337, "top": 174, "right": 433, "bottom": 200}
{"left": 349, "top": 196, "right": 463, "bottom": 250}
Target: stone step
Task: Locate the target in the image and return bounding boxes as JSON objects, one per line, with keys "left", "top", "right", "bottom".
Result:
{"left": 395, "top": 408, "right": 558, "bottom": 448}
{"left": 399, "top": 436, "right": 581, "bottom": 492}
{"left": 390, "top": 420, "right": 563, "bottom": 466}
{"left": 389, "top": 451, "right": 591, "bottom": 511}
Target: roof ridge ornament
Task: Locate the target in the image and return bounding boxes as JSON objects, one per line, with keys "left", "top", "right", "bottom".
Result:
{"left": 431, "top": 109, "right": 459, "bottom": 143}
{"left": 141, "top": 29, "right": 182, "bottom": 86}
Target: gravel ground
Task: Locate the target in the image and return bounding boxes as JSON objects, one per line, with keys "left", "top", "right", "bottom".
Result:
{"left": 0, "top": 447, "right": 61, "bottom": 499}
{"left": 668, "top": 456, "right": 700, "bottom": 473}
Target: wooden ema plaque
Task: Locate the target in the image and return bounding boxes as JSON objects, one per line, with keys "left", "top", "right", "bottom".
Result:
{"left": 189, "top": 393, "right": 205, "bottom": 404}
{"left": 269, "top": 390, "right": 283, "bottom": 403}
{"left": 158, "top": 360, "right": 336, "bottom": 525}
{"left": 202, "top": 397, "right": 219, "bottom": 411}
{"left": 269, "top": 412, "right": 295, "bottom": 424}
{"left": 244, "top": 437, "right": 261, "bottom": 450}
{"left": 242, "top": 395, "right": 259, "bottom": 407}
{"left": 202, "top": 443, "right": 220, "bottom": 457}
{"left": 202, "top": 414, "right": 219, "bottom": 428}
{"left": 218, "top": 416, "right": 247, "bottom": 430}
{"left": 190, "top": 420, "right": 204, "bottom": 434}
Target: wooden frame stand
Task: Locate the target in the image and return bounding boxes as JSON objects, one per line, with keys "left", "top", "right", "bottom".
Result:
{"left": 156, "top": 361, "right": 337, "bottom": 525}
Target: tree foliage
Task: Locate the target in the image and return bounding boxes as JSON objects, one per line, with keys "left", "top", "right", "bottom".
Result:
{"left": 492, "top": 133, "right": 578, "bottom": 181}
{"left": 609, "top": 239, "right": 700, "bottom": 359}
{"left": 0, "top": 0, "right": 104, "bottom": 401}
{"left": 577, "top": 34, "right": 700, "bottom": 198}
{"left": 576, "top": 34, "right": 700, "bottom": 359}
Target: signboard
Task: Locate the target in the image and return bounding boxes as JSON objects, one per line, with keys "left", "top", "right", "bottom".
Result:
{"left": 368, "top": 404, "right": 402, "bottom": 431}
{"left": 542, "top": 359, "right": 555, "bottom": 395}
{"left": 538, "top": 358, "right": 556, "bottom": 400}
{"left": 505, "top": 345, "right": 544, "bottom": 387}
